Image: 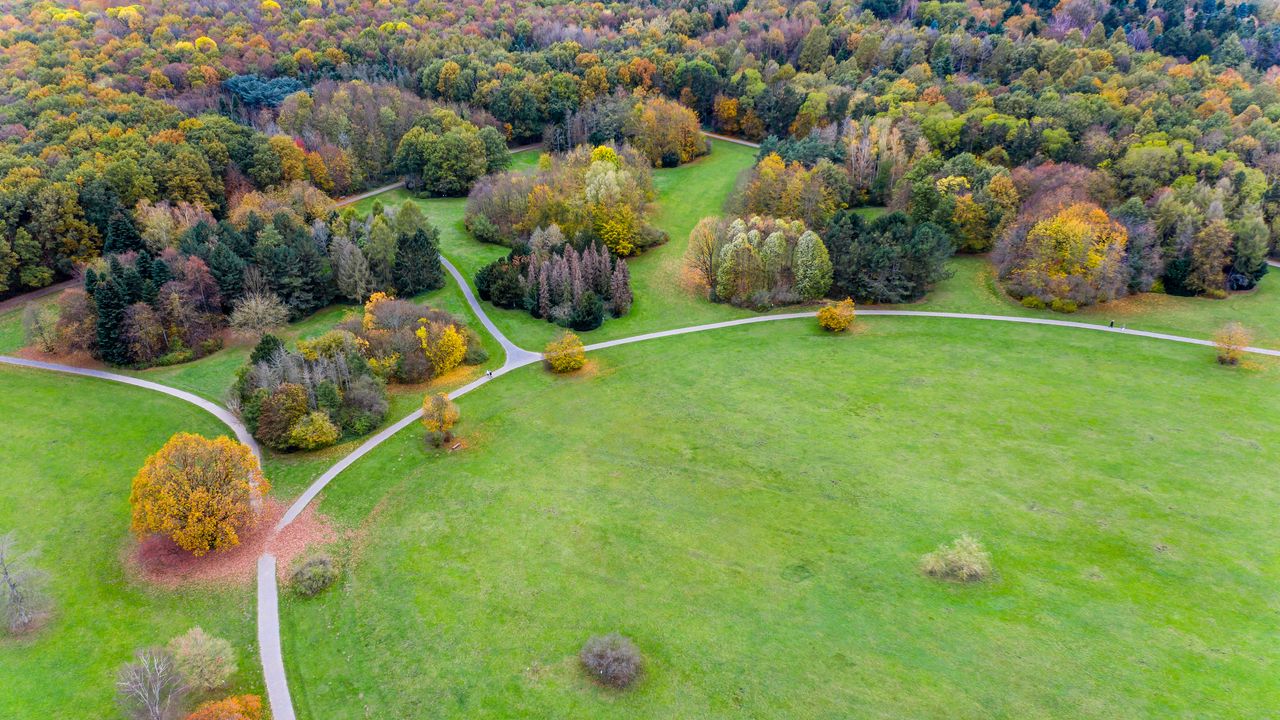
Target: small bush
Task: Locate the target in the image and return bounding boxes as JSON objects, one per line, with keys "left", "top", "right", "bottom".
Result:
{"left": 544, "top": 332, "right": 586, "bottom": 373}
{"left": 1048, "top": 298, "right": 1078, "bottom": 313}
{"left": 421, "top": 392, "right": 460, "bottom": 447}
{"left": 816, "top": 298, "right": 856, "bottom": 332}
{"left": 291, "top": 555, "right": 339, "bottom": 597}
{"left": 580, "top": 633, "right": 642, "bottom": 689}
{"left": 1019, "top": 295, "right": 1046, "bottom": 310}
{"left": 167, "top": 627, "right": 236, "bottom": 693}
{"left": 186, "top": 694, "right": 262, "bottom": 720}
{"left": 1214, "top": 322, "right": 1251, "bottom": 365}
{"left": 920, "top": 534, "right": 992, "bottom": 583}
{"left": 287, "top": 411, "right": 340, "bottom": 450}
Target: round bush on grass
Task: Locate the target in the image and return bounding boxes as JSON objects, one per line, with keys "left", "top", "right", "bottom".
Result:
{"left": 167, "top": 627, "right": 236, "bottom": 692}
{"left": 291, "top": 555, "right": 339, "bottom": 597}
{"left": 580, "top": 633, "right": 642, "bottom": 689}
{"left": 544, "top": 332, "right": 586, "bottom": 373}
{"left": 920, "top": 534, "right": 992, "bottom": 582}
{"left": 817, "top": 298, "right": 856, "bottom": 332}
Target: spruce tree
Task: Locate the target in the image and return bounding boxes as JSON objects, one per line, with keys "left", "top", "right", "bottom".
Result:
{"left": 94, "top": 279, "right": 131, "bottom": 365}
{"left": 393, "top": 226, "right": 444, "bottom": 296}
{"left": 569, "top": 290, "right": 604, "bottom": 331}
{"left": 104, "top": 211, "right": 143, "bottom": 255}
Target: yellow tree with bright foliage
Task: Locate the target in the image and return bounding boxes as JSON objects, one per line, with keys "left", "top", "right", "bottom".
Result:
{"left": 129, "top": 433, "right": 267, "bottom": 557}
{"left": 417, "top": 321, "right": 466, "bottom": 377}
{"left": 1003, "top": 202, "right": 1128, "bottom": 310}
{"left": 544, "top": 332, "right": 586, "bottom": 373}
{"left": 422, "top": 392, "right": 460, "bottom": 447}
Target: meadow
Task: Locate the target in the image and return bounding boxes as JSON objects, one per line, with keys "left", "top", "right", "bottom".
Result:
{"left": 281, "top": 318, "right": 1279, "bottom": 719}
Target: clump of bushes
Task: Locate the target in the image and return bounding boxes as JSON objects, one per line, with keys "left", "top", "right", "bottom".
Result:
{"left": 817, "top": 298, "right": 856, "bottom": 332}
{"left": 465, "top": 143, "right": 664, "bottom": 255}
{"left": 167, "top": 627, "right": 236, "bottom": 693}
{"left": 233, "top": 331, "right": 388, "bottom": 452}
{"left": 291, "top": 555, "right": 340, "bottom": 598}
{"left": 544, "top": 92, "right": 709, "bottom": 168}
{"left": 476, "top": 226, "right": 632, "bottom": 331}
{"left": 544, "top": 332, "right": 586, "bottom": 373}
{"left": 580, "top": 633, "right": 642, "bottom": 689}
{"left": 1214, "top": 322, "right": 1251, "bottom": 365}
{"left": 920, "top": 534, "right": 993, "bottom": 583}
{"left": 995, "top": 203, "right": 1129, "bottom": 311}
{"left": 337, "top": 292, "right": 487, "bottom": 383}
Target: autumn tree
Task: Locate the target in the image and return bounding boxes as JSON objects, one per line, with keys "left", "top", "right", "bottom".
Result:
{"left": 995, "top": 203, "right": 1128, "bottom": 311}
{"left": 1214, "top": 322, "right": 1251, "bottom": 365}
{"left": 116, "top": 649, "right": 188, "bottom": 720}
{"left": 422, "top": 392, "right": 460, "bottom": 447}
{"left": 129, "top": 433, "right": 268, "bottom": 557}
{"left": 417, "top": 321, "right": 466, "bottom": 378}
{"left": 544, "top": 332, "right": 586, "bottom": 373}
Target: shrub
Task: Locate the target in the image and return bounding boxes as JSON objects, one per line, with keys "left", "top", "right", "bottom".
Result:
{"left": 287, "top": 411, "right": 340, "bottom": 450}
{"left": 1214, "top": 322, "right": 1251, "bottom": 365}
{"left": 185, "top": 694, "right": 262, "bottom": 720}
{"left": 544, "top": 332, "right": 586, "bottom": 373}
{"left": 1048, "top": 298, "right": 1078, "bottom": 313}
{"left": 422, "top": 392, "right": 460, "bottom": 447}
{"left": 580, "top": 633, "right": 642, "bottom": 689}
{"left": 116, "top": 648, "right": 188, "bottom": 720}
{"left": 817, "top": 298, "right": 856, "bottom": 332}
{"left": 920, "top": 534, "right": 993, "bottom": 582}
{"left": 167, "top": 627, "right": 236, "bottom": 693}
{"left": 1019, "top": 295, "right": 1046, "bottom": 309}
{"left": 129, "top": 433, "right": 268, "bottom": 557}
{"left": 255, "top": 383, "right": 308, "bottom": 450}
{"left": 291, "top": 555, "right": 339, "bottom": 598}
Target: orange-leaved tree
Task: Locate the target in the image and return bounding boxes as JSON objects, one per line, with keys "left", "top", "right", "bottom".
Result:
{"left": 129, "top": 433, "right": 268, "bottom": 557}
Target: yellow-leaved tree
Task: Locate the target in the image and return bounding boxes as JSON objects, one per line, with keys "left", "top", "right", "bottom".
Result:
{"left": 422, "top": 393, "right": 460, "bottom": 447}
{"left": 544, "top": 332, "right": 586, "bottom": 373}
{"left": 417, "top": 321, "right": 466, "bottom": 378}
{"left": 130, "top": 433, "right": 268, "bottom": 557}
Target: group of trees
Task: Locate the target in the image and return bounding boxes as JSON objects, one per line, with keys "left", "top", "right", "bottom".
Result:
{"left": 476, "top": 225, "right": 633, "bottom": 331}
{"left": 116, "top": 625, "right": 260, "bottom": 720}
{"left": 466, "top": 145, "right": 663, "bottom": 255}
{"left": 335, "top": 292, "right": 488, "bottom": 384}
{"left": 393, "top": 108, "right": 511, "bottom": 196}
{"left": 686, "top": 216, "right": 832, "bottom": 309}
{"left": 232, "top": 332, "right": 390, "bottom": 452}
{"left": 545, "top": 93, "right": 709, "bottom": 168}
{"left": 25, "top": 199, "right": 444, "bottom": 367}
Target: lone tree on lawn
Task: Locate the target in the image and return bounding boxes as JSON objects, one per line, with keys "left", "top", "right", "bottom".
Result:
{"left": 422, "top": 393, "right": 459, "bottom": 447}
{"left": 130, "top": 433, "right": 268, "bottom": 557}
{"left": 0, "top": 532, "right": 47, "bottom": 635}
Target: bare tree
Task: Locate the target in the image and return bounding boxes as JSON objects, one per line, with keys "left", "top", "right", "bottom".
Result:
{"left": 116, "top": 649, "right": 189, "bottom": 720}
{"left": 0, "top": 532, "right": 46, "bottom": 635}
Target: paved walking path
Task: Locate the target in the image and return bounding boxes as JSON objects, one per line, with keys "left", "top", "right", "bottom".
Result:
{"left": 585, "top": 309, "right": 1280, "bottom": 358}
{"left": 701, "top": 130, "right": 762, "bottom": 149}
{"left": 256, "top": 554, "right": 293, "bottom": 720}
{"left": 0, "top": 278, "right": 78, "bottom": 315}
{"left": 333, "top": 180, "right": 407, "bottom": 208}
{"left": 1268, "top": 258, "right": 1279, "bottom": 269}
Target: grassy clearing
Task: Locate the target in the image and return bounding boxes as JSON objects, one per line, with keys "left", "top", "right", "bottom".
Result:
{"left": 283, "top": 318, "right": 1279, "bottom": 719}
{"left": 0, "top": 366, "right": 261, "bottom": 718}
{"left": 910, "top": 256, "right": 1280, "bottom": 349}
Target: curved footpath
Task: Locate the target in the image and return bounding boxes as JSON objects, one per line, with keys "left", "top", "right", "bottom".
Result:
{"left": 4, "top": 258, "right": 1279, "bottom": 720}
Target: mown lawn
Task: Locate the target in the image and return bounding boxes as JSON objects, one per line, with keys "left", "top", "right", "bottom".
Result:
{"left": 0, "top": 367, "right": 261, "bottom": 718}
{"left": 282, "top": 317, "right": 1279, "bottom": 719}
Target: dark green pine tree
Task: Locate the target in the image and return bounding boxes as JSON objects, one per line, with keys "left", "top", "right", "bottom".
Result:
{"left": 208, "top": 242, "right": 246, "bottom": 301}
{"left": 393, "top": 226, "right": 444, "bottom": 296}
{"left": 249, "top": 334, "right": 284, "bottom": 364}
{"left": 569, "top": 290, "right": 604, "bottom": 331}
{"left": 149, "top": 255, "right": 173, "bottom": 289}
{"left": 93, "top": 278, "right": 131, "bottom": 365}
{"left": 103, "top": 210, "right": 143, "bottom": 255}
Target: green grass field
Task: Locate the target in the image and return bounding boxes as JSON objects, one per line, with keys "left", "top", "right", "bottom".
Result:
{"left": 282, "top": 318, "right": 1279, "bottom": 719}
{"left": 0, "top": 367, "right": 261, "bottom": 718}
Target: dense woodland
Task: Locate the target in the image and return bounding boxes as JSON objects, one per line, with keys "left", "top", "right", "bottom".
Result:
{"left": 2, "top": 0, "right": 1279, "bottom": 318}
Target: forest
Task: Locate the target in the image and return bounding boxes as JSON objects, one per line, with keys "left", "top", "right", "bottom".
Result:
{"left": 1, "top": 0, "right": 1277, "bottom": 326}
